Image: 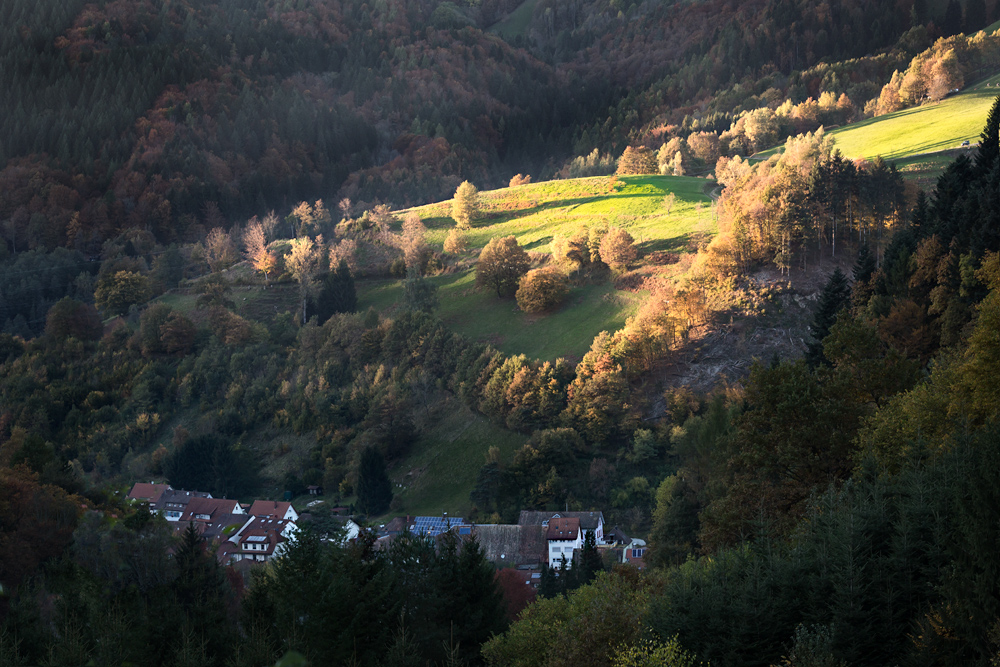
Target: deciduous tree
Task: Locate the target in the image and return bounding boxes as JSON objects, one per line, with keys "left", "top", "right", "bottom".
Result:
{"left": 476, "top": 236, "right": 531, "bottom": 298}
{"left": 599, "top": 227, "right": 638, "bottom": 268}
{"left": 516, "top": 268, "right": 569, "bottom": 313}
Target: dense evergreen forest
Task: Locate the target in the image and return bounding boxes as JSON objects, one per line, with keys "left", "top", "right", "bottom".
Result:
{"left": 6, "top": 0, "right": 1000, "bottom": 665}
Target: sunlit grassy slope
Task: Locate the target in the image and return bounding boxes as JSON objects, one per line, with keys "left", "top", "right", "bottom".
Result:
{"left": 827, "top": 73, "right": 1000, "bottom": 160}
{"left": 359, "top": 174, "right": 716, "bottom": 362}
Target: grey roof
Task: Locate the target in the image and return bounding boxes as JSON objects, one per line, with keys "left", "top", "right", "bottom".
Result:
{"left": 473, "top": 524, "right": 547, "bottom": 567}
{"left": 153, "top": 488, "right": 212, "bottom": 512}
{"left": 517, "top": 511, "right": 604, "bottom": 532}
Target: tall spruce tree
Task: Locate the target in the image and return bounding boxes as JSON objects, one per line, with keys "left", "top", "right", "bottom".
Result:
{"left": 357, "top": 446, "right": 393, "bottom": 517}
{"left": 806, "top": 268, "right": 851, "bottom": 367}
{"left": 311, "top": 259, "right": 357, "bottom": 325}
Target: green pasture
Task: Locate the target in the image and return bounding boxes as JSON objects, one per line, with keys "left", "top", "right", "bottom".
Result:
{"left": 488, "top": 0, "right": 538, "bottom": 39}
{"left": 383, "top": 399, "right": 526, "bottom": 519}
{"left": 369, "top": 174, "right": 716, "bottom": 361}
{"left": 359, "top": 272, "right": 646, "bottom": 362}
{"left": 826, "top": 76, "right": 1000, "bottom": 160}
{"left": 408, "top": 175, "right": 715, "bottom": 257}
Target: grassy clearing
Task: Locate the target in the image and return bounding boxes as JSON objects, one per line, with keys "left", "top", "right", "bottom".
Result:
{"left": 825, "top": 73, "right": 1000, "bottom": 161}
{"left": 359, "top": 273, "right": 646, "bottom": 362}
{"left": 487, "top": 0, "right": 538, "bottom": 39}
{"left": 409, "top": 175, "right": 715, "bottom": 256}
{"left": 367, "top": 174, "right": 715, "bottom": 360}
{"left": 384, "top": 398, "right": 526, "bottom": 519}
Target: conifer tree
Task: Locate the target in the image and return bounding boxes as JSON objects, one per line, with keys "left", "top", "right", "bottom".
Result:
{"left": 975, "top": 94, "right": 1000, "bottom": 176}
{"left": 312, "top": 259, "right": 357, "bottom": 324}
{"left": 402, "top": 266, "right": 438, "bottom": 313}
{"left": 357, "top": 446, "right": 393, "bottom": 517}
{"left": 806, "top": 268, "right": 851, "bottom": 367}
{"left": 451, "top": 181, "right": 480, "bottom": 230}
{"left": 578, "top": 531, "right": 604, "bottom": 585}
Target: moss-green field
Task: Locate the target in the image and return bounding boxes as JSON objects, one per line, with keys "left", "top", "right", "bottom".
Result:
{"left": 383, "top": 399, "right": 526, "bottom": 519}
{"left": 487, "top": 0, "right": 538, "bottom": 39}
{"left": 361, "top": 174, "right": 716, "bottom": 361}
{"left": 827, "top": 73, "right": 1000, "bottom": 161}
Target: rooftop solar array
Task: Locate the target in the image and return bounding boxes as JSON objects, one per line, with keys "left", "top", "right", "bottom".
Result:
{"left": 246, "top": 535, "right": 266, "bottom": 542}
{"left": 409, "top": 516, "right": 466, "bottom": 537}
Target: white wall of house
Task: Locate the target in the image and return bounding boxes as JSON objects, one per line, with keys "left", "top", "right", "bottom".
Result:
{"left": 548, "top": 537, "right": 581, "bottom": 567}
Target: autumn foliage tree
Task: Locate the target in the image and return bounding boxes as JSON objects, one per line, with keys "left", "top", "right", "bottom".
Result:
{"left": 244, "top": 218, "right": 276, "bottom": 285}
{"left": 452, "top": 181, "right": 481, "bottom": 230}
{"left": 599, "top": 227, "right": 638, "bottom": 269}
{"left": 476, "top": 236, "right": 531, "bottom": 297}
{"left": 516, "top": 268, "right": 569, "bottom": 313}
{"left": 400, "top": 211, "right": 429, "bottom": 271}
{"left": 286, "top": 236, "right": 325, "bottom": 323}
{"left": 616, "top": 146, "right": 657, "bottom": 175}
{"left": 44, "top": 297, "right": 103, "bottom": 341}
{"left": 444, "top": 228, "right": 469, "bottom": 255}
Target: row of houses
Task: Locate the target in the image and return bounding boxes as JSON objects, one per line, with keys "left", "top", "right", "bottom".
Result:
{"left": 126, "top": 482, "right": 358, "bottom": 564}
{"left": 127, "top": 483, "right": 644, "bottom": 573}
{"left": 376, "top": 510, "right": 647, "bottom": 573}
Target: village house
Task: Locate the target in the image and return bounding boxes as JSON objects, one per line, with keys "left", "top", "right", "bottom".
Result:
{"left": 517, "top": 511, "right": 605, "bottom": 544}
{"left": 248, "top": 499, "right": 299, "bottom": 522}
{"left": 545, "top": 517, "right": 582, "bottom": 568}
{"left": 223, "top": 515, "right": 299, "bottom": 563}
{"left": 623, "top": 538, "right": 647, "bottom": 570}
{"left": 127, "top": 483, "right": 213, "bottom": 521}
{"left": 471, "top": 524, "right": 547, "bottom": 570}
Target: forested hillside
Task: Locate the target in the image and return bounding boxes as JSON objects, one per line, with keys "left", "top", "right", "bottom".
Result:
{"left": 0, "top": 0, "right": 978, "bottom": 256}
{"left": 6, "top": 1, "right": 1000, "bottom": 665}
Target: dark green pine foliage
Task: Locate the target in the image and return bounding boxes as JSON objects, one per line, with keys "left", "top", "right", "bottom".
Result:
{"left": 446, "top": 534, "right": 508, "bottom": 664}
{"left": 312, "top": 260, "right": 357, "bottom": 325}
{"left": 402, "top": 266, "right": 438, "bottom": 313}
{"left": 850, "top": 244, "right": 877, "bottom": 307}
{"left": 356, "top": 446, "right": 392, "bottom": 517}
{"left": 806, "top": 268, "right": 851, "bottom": 367}
{"left": 173, "top": 523, "right": 234, "bottom": 665}
{"left": 975, "top": 95, "right": 1000, "bottom": 177}
{"left": 965, "top": 0, "right": 988, "bottom": 31}
{"left": 164, "top": 433, "right": 259, "bottom": 499}
{"left": 942, "top": 0, "right": 964, "bottom": 34}
{"left": 577, "top": 530, "right": 604, "bottom": 586}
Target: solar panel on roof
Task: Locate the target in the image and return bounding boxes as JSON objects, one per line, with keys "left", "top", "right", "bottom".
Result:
{"left": 410, "top": 516, "right": 466, "bottom": 537}
{"left": 246, "top": 535, "right": 266, "bottom": 542}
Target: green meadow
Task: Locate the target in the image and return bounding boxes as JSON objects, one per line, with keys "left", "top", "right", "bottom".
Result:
{"left": 361, "top": 174, "right": 716, "bottom": 361}
{"left": 487, "top": 0, "right": 538, "bottom": 39}
{"left": 383, "top": 399, "right": 527, "bottom": 519}
{"left": 827, "top": 73, "right": 1000, "bottom": 161}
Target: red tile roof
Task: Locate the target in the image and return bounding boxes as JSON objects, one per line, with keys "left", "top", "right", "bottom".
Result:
{"left": 127, "top": 483, "right": 170, "bottom": 503}
{"left": 249, "top": 500, "right": 293, "bottom": 518}
{"left": 180, "top": 497, "right": 242, "bottom": 522}
{"left": 546, "top": 517, "right": 580, "bottom": 541}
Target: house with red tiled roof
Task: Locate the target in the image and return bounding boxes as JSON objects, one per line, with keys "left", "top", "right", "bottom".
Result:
{"left": 154, "top": 488, "right": 213, "bottom": 521}
{"left": 518, "top": 511, "right": 605, "bottom": 544}
{"left": 225, "top": 515, "right": 299, "bottom": 563}
{"left": 179, "top": 497, "right": 245, "bottom": 524}
{"left": 127, "top": 482, "right": 171, "bottom": 504}
{"left": 248, "top": 500, "right": 298, "bottom": 522}
{"left": 545, "top": 517, "right": 581, "bottom": 568}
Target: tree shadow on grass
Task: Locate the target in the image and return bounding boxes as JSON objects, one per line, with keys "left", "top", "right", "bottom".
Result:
{"left": 523, "top": 236, "right": 553, "bottom": 250}
{"left": 637, "top": 233, "right": 695, "bottom": 254}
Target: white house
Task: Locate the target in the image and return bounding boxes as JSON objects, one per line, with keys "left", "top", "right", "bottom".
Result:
{"left": 546, "top": 517, "right": 582, "bottom": 568}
